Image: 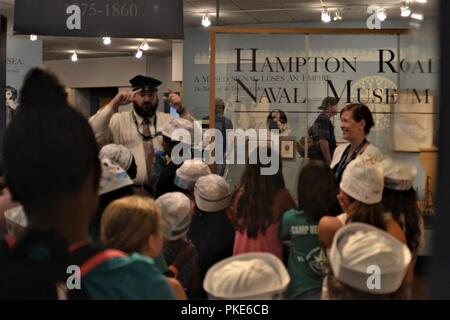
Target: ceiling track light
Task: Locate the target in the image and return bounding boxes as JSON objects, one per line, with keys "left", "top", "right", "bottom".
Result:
{"left": 377, "top": 7, "right": 387, "bottom": 22}
{"left": 102, "top": 37, "right": 111, "bottom": 45}
{"left": 333, "top": 10, "right": 342, "bottom": 21}
{"left": 71, "top": 51, "right": 78, "bottom": 62}
{"left": 139, "top": 40, "right": 150, "bottom": 51}
{"left": 321, "top": 8, "right": 331, "bottom": 23}
{"left": 401, "top": 0, "right": 411, "bottom": 17}
{"left": 401, "top": 6, "right": 411, "bottom": 17}
{"left": 202, "top": 14, "right": 211, "bottom": 27}
{"left": 30, "top": 34, "right": 37, "bottom": 41}
{"left": 135, "top": 49, "right": 143, "bottom": 59}
{"left": 411, "top": 13, "right": 424, "bottom": 20}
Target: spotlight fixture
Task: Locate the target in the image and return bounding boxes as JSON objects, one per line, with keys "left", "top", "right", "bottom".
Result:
{"left": 71, "top": 51, "right": 78, "bottom": 62}
{"left": 377, "top": 8, "right": 387, "bottom": 21}
{"left": 202, "top": 14, "right": 211, "bottom": 27}
{"left": 139, "top": 40, "right": 150, "bottom": 51}
{"left": 333, "top": 10, "right": 342, "bottom": 21}
{"left": 411, "top": 13, "right": 424, "bottom": 20}
{"left": 401, "top": 1, "right": 411, "bottom": 17}
{"left": 401, "top": 6, "right": 411, "bottom": 17}
{"left": 321, "top": 8, "right": 331, "bottom": 23}
{"left": 135, "top": 49, "right": 143, "bottom": 59}
{"left": 102, "top": 37, "right": 111, "bottom": 45}
{"left": 30, "top": 34, "right": 37, "bottom": 41}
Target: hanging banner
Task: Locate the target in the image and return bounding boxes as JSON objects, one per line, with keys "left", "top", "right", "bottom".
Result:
{"left": 5, "top": 38, "right": 43, "bottom": 125}
{"left": 14, "top": 0, "right": 184, "bottom": 39}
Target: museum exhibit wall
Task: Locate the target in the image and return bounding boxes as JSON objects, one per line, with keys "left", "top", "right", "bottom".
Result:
{"left": 11, "top": 18, "right": 436, "bottom": 209}
{"left": 44, "top": 55, "right": 179, "bottom": 118}
{"left": 5, "top": 38, "right": 42, "bottom": 125}
{"left": 182, "top": 20, "right": 438, "bottom": 210}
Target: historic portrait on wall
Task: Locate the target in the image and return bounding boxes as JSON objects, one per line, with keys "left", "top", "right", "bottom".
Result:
{"left": 5, "top": 86, "right": 20, "bottom": 125}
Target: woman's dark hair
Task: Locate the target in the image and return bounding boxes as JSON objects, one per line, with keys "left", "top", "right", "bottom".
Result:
{"left": 2, "top": 68, "right": 100, "bottom": 215}
{"left": 234, "top": 148, "right": 285, "bottom": 238}
{"left": 297, "top": 160, "right": 340, "bottom": 222}
{"left": 346, "top": 198, "right": 386, "bottom": 231}
{"left": 340, "top": 103, "right": 374, "bottom": 135}
{"left": 382, "top": 187, "right": 421, "bottom": 253}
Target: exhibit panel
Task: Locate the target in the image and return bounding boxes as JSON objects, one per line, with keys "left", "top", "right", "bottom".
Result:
{"left": 4, "top": 38, "right": 42, "bottom": 126}
{"left": 398, "top": 20, "right": 440, "bottom": 256}
{"left": 207, "top": 29, "right": 439, "bottom": 257}
{"left": 307, "top": 34, "right": 399, "bottom": 152}
{"left": 212, "top": 33, "right": 308, "bottom": 192}
{"left": 209, "top": 30, "right": 433, "bottom": 196}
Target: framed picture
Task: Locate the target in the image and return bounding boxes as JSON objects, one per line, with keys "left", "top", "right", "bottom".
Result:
{"left": 391, "top": 92, "right": 435, "bottom": 152}
{"left": 280, "top": 137, "right": 296, "bottom": 160}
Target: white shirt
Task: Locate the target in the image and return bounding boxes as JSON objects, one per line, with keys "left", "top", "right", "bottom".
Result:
{"left": 330, "top": 142, "right": 384, "bottom": 170}
{"left": 89, "top": 105, "right": 173, "bottom": 185}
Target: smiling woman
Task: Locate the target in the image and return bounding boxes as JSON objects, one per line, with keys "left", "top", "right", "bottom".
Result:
{"left": 330, "top": 103, "right": 384, "bottom": 186}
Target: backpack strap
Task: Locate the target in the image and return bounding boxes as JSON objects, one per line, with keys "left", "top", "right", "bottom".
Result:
{"left": 0, "top": 235, "right": 15, "bottom": 260}
{"left": 2, "top": 235, "right": 16, "bottom": 249}
{"left": 1, "top": 234, "right": 128, "bottom": 277}
{"left": 68, "top": 242, "right": 128, "bottom": 277}
{"left": 79, "top": 249, "right": 127, "bottom": 277}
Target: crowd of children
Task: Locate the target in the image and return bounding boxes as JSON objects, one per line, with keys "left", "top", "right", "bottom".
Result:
{"left": 0, "top": 67, "right": 423, "bottom": 300}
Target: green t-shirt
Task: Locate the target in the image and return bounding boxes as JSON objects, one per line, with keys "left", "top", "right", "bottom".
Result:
{"left": 281, "top": 209, "right": 327, "bottom": 299}
{"left": 83, "top": 253, "right": 175, "bottom": 300}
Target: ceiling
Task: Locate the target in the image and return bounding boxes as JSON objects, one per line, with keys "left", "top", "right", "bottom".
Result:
{"left": 0, "top": 0, "right": 437, "bottom": 60}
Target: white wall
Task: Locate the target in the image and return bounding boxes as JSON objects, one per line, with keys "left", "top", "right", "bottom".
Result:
{"left": 44, "top": 55, "right": 183, "bottom": 117}
{"left": 146, "top": 56, "right": 181, "bottom": 93}
{"left": 44, "top": 55, "right": 179, "bottom": 91}
{"left": 72, "top": 88, "right": 91, "bottom": 118}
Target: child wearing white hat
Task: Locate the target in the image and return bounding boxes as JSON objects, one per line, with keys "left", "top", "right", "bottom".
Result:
{"left": 99, "top": 144, "right": 137, "bottom": 180}
{"left": 203, "top": 252, "right": 290, "bottom": 299}
{"left": 381, "top": 158, "right": 423, "bottom": 298}
{"left": 327, "top": 223, "right": 411, "bottom": 299}
{"left": 154, "top": 118, "right": 194, "bottom": 198}
{"left": 89, "top": 158, "right": 134, "bottom": 242}
{"left": 156, "top": 192, "right": 201, "bottom": 298}
{"left": 174, "top": 159, "right": 211, "bottom": 199}
{"left": 98, "top": 158, "right": 134, "bottom": 196}
{"left": 381, "top": 158, "right": 422, "bottom": 254}
{"left": 319, "top": 155, "right": 407, "bottom": 251}
{"left": 188, "top": 174, "right": 235, "bottom": 298}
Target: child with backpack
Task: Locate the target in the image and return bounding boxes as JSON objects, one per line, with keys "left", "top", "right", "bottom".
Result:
{"left": 156, "top": 192, "right": 202, "bottom": 298}
{"left": 101, "top": 195, "right": 187, "bottom": 300}
{"left": 188, "top": 174, "right": 235, "bottom": 298}
{"left": 0, "top": 67, "right": 175, "bottom": 300}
